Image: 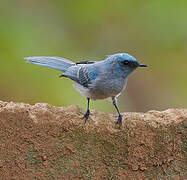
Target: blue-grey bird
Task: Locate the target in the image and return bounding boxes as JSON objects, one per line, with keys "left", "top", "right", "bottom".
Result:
{"left": 25, "top": 53, "right": 147, "bottom": 126}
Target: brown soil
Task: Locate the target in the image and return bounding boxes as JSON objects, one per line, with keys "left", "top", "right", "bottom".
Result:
{"left": 0, "top": 100, "right": 186, "bottom": 179}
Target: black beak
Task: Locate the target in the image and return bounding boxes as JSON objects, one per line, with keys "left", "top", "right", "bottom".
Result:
{"left": 139, "top": 63, "right": 147, "bottom": 67}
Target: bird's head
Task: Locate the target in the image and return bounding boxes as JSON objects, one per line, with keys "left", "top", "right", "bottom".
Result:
{"left": 107, "top": 53, "right": 147, "bottom": 77}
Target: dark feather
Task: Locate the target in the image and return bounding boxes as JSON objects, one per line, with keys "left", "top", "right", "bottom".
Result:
{"left": 76, "top": 60, "right": 95, "bottom": 65}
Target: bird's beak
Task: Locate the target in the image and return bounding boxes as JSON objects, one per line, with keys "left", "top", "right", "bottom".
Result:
{"left": 139, "top": 63, "right": 147, "bottom": 67}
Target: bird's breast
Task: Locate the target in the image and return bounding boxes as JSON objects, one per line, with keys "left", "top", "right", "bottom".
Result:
{"left": 88, "top": 77, "right": 127, "bottom": 99}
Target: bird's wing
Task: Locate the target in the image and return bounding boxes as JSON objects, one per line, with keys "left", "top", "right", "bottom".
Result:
{"left": 61, "top": 65, "right": 97, "bottom": 88}
{"left": 78, "top": 66, "right": 91, "bottom": 87}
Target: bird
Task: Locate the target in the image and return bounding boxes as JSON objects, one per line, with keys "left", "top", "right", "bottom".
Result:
{"left": 25, "top": 53, "right": 147, "bottom": 126}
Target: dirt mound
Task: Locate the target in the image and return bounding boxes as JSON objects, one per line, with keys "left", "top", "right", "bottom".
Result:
{"left": 0, "top": 100, "right": 186, "bottom": 179}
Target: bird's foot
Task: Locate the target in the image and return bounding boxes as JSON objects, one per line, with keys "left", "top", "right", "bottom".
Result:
{"left": 116, "top": 114, "right": 123, "bottom": 127}
{"left": 83, "top": 110, "right": 90, "bottom": 123}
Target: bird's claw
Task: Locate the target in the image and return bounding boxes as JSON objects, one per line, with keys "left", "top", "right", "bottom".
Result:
{"left": 83, "top": 110, "right": 90, "bottom": 123}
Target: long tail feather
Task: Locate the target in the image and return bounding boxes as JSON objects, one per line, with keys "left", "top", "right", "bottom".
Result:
{"left": 25, "top": 56, "right": 75, "bottom": 71}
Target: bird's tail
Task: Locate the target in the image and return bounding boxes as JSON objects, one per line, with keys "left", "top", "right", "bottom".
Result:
{"left": 24, "top": 56, "right": 75, "bottom": 72}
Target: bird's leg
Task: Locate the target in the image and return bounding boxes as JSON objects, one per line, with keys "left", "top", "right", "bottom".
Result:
{"left": 84, "top": 97, "right": 90, "bottom": 123}
{"left": 112, "top": 97, "right": 123, "bottom": 126}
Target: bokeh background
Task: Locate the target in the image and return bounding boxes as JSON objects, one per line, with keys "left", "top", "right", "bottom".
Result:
{"left": 0, "top": 0, "right": 187, "bottom": 113}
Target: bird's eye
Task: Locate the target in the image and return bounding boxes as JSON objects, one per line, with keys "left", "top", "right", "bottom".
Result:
{"left": 123, "top": 60, "right": 129, "bottom": 65}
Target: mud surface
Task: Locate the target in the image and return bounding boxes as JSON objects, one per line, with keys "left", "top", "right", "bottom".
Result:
{"left": 0, "top": 101, "right": 186, "bottom": 179}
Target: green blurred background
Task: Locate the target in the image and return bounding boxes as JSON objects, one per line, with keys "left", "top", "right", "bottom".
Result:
{"left": 0, "top": 0, "right": 187, "bottom": 113}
